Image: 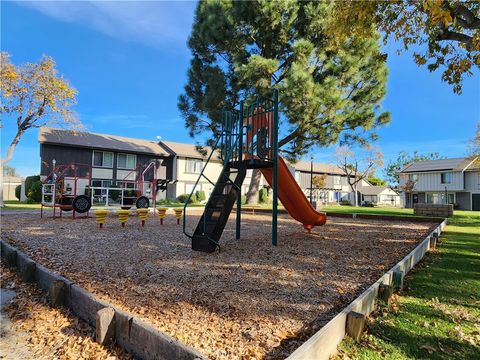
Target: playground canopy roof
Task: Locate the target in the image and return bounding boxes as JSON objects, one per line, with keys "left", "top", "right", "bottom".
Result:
{"left": 39, "top": 128, "right": 169, "bottom": 157}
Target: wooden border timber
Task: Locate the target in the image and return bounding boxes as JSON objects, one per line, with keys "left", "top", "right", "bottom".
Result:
{"left": 285, "top": 218, "right": 447, "bottom": 360}
{"left": 0, "top": 240, "right": 207, "bottom": 360}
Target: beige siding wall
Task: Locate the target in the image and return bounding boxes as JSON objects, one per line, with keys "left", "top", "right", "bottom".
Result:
{"left": 2, "top": 179, "right": 21, "bottom": 201}
{"left": 92, "top": 168, "right": 114, "bottom": 179}
{"left": 295, "top": 171, "right": 350, "bottom": 192}
{"left": 174, "top": 157, "right": 265, "bottom": 200}
{"left": 117, "top": 169, "right": 136, "bottom": 181}
{"left": 400, "top": 171, "right": 464, "bottom": 191}
{"left": 465, "top": 171, "right": 480, "bottom": 193}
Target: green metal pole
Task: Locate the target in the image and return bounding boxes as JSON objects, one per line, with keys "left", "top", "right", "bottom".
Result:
{"left": 236, "top": 101, "right": 244, "bottom": 240}
{"left": 272, "top": 90, "right": 279, "bottom": 246}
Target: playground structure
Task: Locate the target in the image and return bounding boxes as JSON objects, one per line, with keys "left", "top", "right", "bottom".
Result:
{"left": 40, "top": 161, "right": 92, "bottom": 219}
{"left": 41, "top": 159, "right": 167, "bottom": 219}
{"left": 183, "top": 90, "right": 327, "bottom": 253}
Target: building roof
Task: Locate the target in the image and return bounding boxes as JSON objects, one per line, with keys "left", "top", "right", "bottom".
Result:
{"left": 358, "top": 185, "right": 398, "bottom": 196}
{"left": 291, "top": 160, "right": 344, "bottom": 175}
{"left": 400, "top": 157, "right": 476, "bottom": 173}
{"left": 39, "top": 128, "right": 169, "bottom": 156}
{"left": 160, "top": 140, "right": 218, "bottom": 160}
{"left": 465, "top": 158, "right": 480, "bottom": 171}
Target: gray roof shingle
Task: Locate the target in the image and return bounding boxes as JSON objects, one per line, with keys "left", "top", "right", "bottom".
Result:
{"left": 400, "top": 157, "right": 475, "bottom": 173}
{"left": 39, "top": 128, "right": 169, "bottom": 156}
{"left": 290, "top": 160, "right": 344, "bottom": 175}
{"left": 159, "top": 140, "right": 215, "bottom": 159}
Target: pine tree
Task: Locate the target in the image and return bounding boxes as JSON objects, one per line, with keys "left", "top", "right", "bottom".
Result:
{"left": 178, "top": 0, "right": 389, "bottom": 203}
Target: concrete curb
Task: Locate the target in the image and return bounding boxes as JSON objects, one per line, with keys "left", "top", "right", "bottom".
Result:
{"left": 286, "top": 218, "right": 448, "bottom": 360}
{"left": 0, "top": 240, "right": 207, "bottom": 360}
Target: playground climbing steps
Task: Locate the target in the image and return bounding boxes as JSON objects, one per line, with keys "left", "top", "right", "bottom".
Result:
{"left": 192, "top": 164, "right": 247, "bottom": 252}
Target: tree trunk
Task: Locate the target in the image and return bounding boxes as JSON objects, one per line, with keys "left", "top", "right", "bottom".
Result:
{"left": 246, "top": 168, "right": 262, "bottom": 204}
{"left": 353, "top": 186, "right": 358, "bottom": 207}
{"left": 1, "top": 129, "right": 25, "bottom": 207}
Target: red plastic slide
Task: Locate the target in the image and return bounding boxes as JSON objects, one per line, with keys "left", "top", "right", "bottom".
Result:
{"left": 261, "top": 156, "right": 327, "bottom": 231}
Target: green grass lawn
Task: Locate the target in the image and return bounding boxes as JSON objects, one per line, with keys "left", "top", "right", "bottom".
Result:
{"left": 243, "top": 203, "right": 478, "bottom": 220}
{"left": 1, "top": 200, "right": 41, "bottom": 210}
{"left": 335, "top": 210, "right": 480, "bottom": 359}
{"left": 320, "top": 205, "right": 415, "bottom": 216}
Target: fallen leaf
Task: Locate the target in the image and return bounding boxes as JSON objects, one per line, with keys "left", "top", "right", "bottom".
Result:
{"left": 420, "top": 344, "right": 436, "bottom": 354}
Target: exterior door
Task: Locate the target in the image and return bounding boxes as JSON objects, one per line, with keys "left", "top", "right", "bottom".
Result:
{"left": 412, "top": 193, "right": 419, "bottom": 205}
{"left": 472, "top": 194, "right": 480, "bottom": 211}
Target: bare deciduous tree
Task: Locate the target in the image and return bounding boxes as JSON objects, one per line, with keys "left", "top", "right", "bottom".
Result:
{"left": 335, "top": 146, "right": 383, "bottom": 207}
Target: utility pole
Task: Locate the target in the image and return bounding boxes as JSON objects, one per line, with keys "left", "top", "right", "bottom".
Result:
{"left": 310, "top": 155, "right": 314, "bottom": 204}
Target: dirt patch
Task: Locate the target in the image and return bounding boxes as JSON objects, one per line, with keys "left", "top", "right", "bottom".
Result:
{"left": 1, "top": 212, "right": 436, "bottom": 359}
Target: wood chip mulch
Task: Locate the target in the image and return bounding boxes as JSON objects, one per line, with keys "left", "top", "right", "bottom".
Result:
{"left": 1, "top": 212, "right": 437, "bottom": 359}
{"left": 0, "top": 264, "right": 133, "bottom": 360}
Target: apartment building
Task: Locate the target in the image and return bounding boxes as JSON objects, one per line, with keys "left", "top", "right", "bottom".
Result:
{"left": 39, "top": 128, "right": 173, "bottom": 197}
{"left": 292, "top": 161, "right": 357, "bottom": 204}
{"left": 38, "top": 128, "right": 391, "bottom": 205}
{"left": 399, "top": 157, "right": 480, "bottom": 210}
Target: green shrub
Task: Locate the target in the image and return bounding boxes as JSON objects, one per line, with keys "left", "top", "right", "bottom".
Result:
{"left": 177, "top": 193, "right": 197, "bottom": 204}
{"left": 362, "top": 201, "right": 375, "bottom": 207}
{"left": 27, "top": 180, "right": 42, "bottom": 202}
{"left": 339, "top": 200, "right": 351, "bottom": 206}
{"left": 15, "top": 185, "right": 21, "bottom": 200}
{"left": 25, "top": 197, "right": 37, "bottom": 204}
{"left": 157, "top": 198, "right": 177, "bottom": 205}
{"left": 108, "top": 184, "right": 121, "bottom": 201}
{"left": 241, "top": 195, "right": 246, "bottom": 205}
{"left": 122, "top": 189, "right": 137, "bottom": 198}
{"left": 195, "top": 190, "right": 206, "bottom": 202}
{"left": 259, "top": 188, "right": 269, "bottom": 203}
{"left": 25, "top": 175, "right": 40, "bottom": 195}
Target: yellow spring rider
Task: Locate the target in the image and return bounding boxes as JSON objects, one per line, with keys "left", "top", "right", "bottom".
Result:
{"left": 173, "top": 208, "right": 183, "bottom": 225}
{"left": 94, "top": 209, "right": 109, "bottom": 228}
{"left": 137, "top": 208, "right": 149, "bottom": 227}
{"left": 118, "top": 209, "right": 130, "bottom": 227}
{"left": 157, "top": 208, "right": 168, "bottom": 225}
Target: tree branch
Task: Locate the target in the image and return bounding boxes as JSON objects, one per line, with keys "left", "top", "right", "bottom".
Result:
{"left": 437, "top": 28, "right": 473, "bottom": 46}
{"left": 278, "top": 128, "right": 301, "bottom": 147}
{"left": 450, "top": 3, "right": 480, "bottom": 30}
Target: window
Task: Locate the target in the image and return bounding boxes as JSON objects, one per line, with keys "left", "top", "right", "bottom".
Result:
{"left": 426, "top": 192, "right": 454, "bottom": 204}
{"left": 185, "top": 159, "right": 202, "bottom": 174}
{"left": 334, "top": 176, "right": 341, "bottom": 186}
{"left": 117, "top": 153, "right": 136, "bottom": 169}
{"left": 91, "top": 180, "right": 113, "bottom": 196}
{"left": 92, "top": 151, "right": 113, "bottom": 168}
{"left": 409, "top": 174, "right": 418, "bottom": 182}
{"left": 441, "top": 172, "right": 452, "bottom": 184}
